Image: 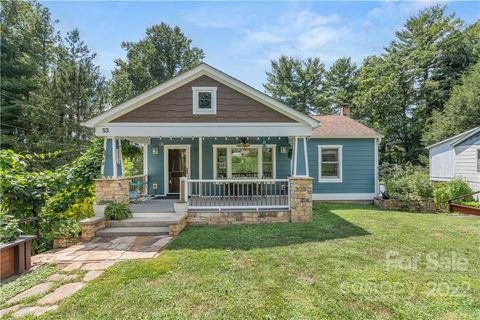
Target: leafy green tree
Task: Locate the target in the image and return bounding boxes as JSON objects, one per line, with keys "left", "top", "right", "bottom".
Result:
{"left": 324, "top": 57, "right": 358, "bottom": 113}
{"left": 110, "top": 23, "right": 204, "bottom": 105}
{"left": 264, "top": 55, "right": 329, "bottom": 114}
{"left": 423, "top": 62, "right": 480, "bottom": 145}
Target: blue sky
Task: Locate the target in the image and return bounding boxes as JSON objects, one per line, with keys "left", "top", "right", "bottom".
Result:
{"left": 43, "top": 1, "right": 479, "bottom": 90}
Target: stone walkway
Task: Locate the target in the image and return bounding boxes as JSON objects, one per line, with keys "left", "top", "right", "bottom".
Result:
{"left": 1, "top": 235, "right": 172, "bottom": 318}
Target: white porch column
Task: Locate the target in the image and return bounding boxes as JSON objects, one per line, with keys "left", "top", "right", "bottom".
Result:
{"left": 292, "top": 136, "right": 309, "bottom": 177}
{"left": 101, "top": 137, "right": 123, "bottom": 178}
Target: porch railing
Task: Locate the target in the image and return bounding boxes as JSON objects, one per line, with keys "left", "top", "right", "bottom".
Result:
{"left": 182, "top": 178, "right": 290, "bottom": 210}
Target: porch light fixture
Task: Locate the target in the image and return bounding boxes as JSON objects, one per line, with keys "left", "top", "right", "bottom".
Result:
{"left": 280, "top": 146, "right": 287, "bottom": 154}
{"left": 152, "top": 146, "right": 159, "bottom": 155}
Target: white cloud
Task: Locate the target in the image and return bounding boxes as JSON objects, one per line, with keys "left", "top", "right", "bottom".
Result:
{"left": 236, "top": 11, "right": 349, "bottom": 59}
{"left": 368, "top": 0, "right": 450, "bottom": 18}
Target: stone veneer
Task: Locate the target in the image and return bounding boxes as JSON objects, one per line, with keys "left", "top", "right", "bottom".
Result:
{"left": 79, "top": 216, "right": 106, "bottom": 242}
{"left": 94, "top": 178, "right": 130, "bottom": 204}
{"left": 187, "top": 211, "right": 290, "bottom": 225}
{"left": 169, "top": 215, "right": 188, "bottom": 236}
{"left": 289, "top": 177, "right": 313, "bottom": 222}
{"left": 374, "top": 197, "right": 436, "bottom": 213}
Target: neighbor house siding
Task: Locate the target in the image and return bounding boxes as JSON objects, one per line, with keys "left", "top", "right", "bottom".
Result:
{"left": 111, "top": 76, "right": 296, "bottom": 123}
{"left": 429, "top": 143, "right": 456, "bottom": 181}
{"left": 308, "top": 138, "right": 375, "bottom": 194}
{"left": 454, "top": 132, "right": 480, "bottom": 185}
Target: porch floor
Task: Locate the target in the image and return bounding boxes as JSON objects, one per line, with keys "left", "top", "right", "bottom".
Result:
{"left": 129, "top": 199, "right": 176, "bottom": 215}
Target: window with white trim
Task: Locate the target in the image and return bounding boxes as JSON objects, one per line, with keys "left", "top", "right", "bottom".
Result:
{"left": 193, "top": 87, "right": 217, "bottom": 114}
{"left": 214, "top": 145, "right": 276, "bottom": 179}
{"left": 318, "top": 145, "right": 342, "bottom": 182}
{"left": 477, "top": 149, "right": 480, "bottom": 172}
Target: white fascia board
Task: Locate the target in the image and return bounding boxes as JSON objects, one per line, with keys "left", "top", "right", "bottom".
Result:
{"left": 426, "top": 127, "right": 480, "bottom": 149}
{"left": 309, "top": 136, "right": 381, "bottom": 139}
{"left": 83, "top": 63, "right": 319, "bottom": 128}
{"left": 95, "top": 123, "right": 312, "bottom": 137}
{"left": 313, "top": 193, "right": 376, "bottom": 201}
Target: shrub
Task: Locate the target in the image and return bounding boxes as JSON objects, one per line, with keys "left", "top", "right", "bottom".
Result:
{"left": 433, "top": 179, "right": 473, "bottom": 207}
{"left": 50, "top": 219, "right": 81, "bottom": 239}
{"left": 0, "top": 215, "right": 22, "bottom": 243}
{"left": 457, "top": 201, "right": 480, "bottom": 208}
{"left": 104, "top": 202, "right": 132, "bottom": 221}
{"left": 384, "top": 165, "right": 434, "bottom": 200}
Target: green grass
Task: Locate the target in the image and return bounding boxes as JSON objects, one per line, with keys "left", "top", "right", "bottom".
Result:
{"left": 40, "top": 204, "right": 480, "bottom": 319}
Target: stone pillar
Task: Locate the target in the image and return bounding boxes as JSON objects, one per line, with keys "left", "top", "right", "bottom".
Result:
{"left": 289, "top": 177, "right": 313, "bottom": 222}
{"left": 95, "top": 178, "right": 130, "bottom": 204}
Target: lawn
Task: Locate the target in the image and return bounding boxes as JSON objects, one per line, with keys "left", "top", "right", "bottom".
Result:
{"left": 39, "top": 204, "right": 479, "bottom": 319}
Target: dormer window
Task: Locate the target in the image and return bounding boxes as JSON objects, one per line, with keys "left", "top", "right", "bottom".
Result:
{"left": 193, "top": 87, "right": 217, "bottom": 115}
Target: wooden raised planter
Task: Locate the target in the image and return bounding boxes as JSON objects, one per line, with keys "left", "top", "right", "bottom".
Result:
{"left": 0, "top": 235, "right": 36, "bottom": 281}
{"left": 449, "top": 203, "right": 480, "bottom": 216}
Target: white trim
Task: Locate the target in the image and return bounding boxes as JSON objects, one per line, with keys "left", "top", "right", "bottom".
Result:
{"left": 118, "top": 138, "right": 124, "bottom": 176}
{"left": 318, "top": 145, "right": 343, "bottom": 183}
{"left": 192, "top": 87, "right": 217, "bottom": 115}
{"left": 94, "top": 123, "right": 312, "bottom": 137}
{"left": 101, "top": 138, "right": 107, "bottom": 176}
{"left": 83, "top": 63, "right": 319, "bottom": 128}
{"left": 426, "top": 126, "right": 480, "bottom": 149}
{"left": 212, "top": 144, "right": 277, "bottom": 179}
{"left": 374, "top": 137, "right": 380, "bottom": 196}
{"left": 163, "top": 145, "right": 191, "bottom": 194}
{"left": 112, "top": 138, "right": 118, "bottom": 178}
{"left": 303, "top": 137, "right": 309, "bottom": 176}
{"left": 309, "top": 136, "right": 382, "bottom": 139}
{"left": 143, "top": 143, "right": 149, "bottom": 195}
{"left": 199, "top": 137, "right": 203, "bottom": 179}
{"left": 313, "top": 193, "right": 375, "bottom": 201}
{"left": 293, "top": 137, "right": 298, "bottom": 176}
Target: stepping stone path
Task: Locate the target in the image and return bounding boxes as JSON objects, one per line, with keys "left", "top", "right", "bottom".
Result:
{"left": 0, "top": 235, "right": 172, "bottom": 318}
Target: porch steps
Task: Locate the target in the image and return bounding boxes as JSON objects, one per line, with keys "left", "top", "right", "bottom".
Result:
{"left": 96, "top": 227, "right": 169, "bottom": 237}
{"left": 106, "top": 217, "right": 179, "bottom": 228}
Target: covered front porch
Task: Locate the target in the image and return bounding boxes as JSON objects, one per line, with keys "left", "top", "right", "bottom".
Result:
{"left": 99, "top": 133, "right": 311, "bottom": 213}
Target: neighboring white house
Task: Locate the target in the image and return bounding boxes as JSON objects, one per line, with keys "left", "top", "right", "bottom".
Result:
{"left": 427, "top": 127, "right": 480, "bottom": 199}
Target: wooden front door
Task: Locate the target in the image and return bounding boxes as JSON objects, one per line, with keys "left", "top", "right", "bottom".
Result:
{"left": 168, "top": 148, "right": 188, "bottom": 193}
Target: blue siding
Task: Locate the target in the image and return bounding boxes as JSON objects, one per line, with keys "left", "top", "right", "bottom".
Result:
{"left": 295, "top": 139, "right": 307, "bottom": 176}
{"left": 147, "top": 137, "right": 291, "bottom": 195}
{"left": 103, "top": 139, "right": 114, "bottom": 177}
{"left": 308, "top": 138, "right": 375, "bottom": 194}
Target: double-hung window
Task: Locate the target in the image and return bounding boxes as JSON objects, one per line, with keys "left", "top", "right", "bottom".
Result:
{"left": 318, "top": 145, "right": 342, "bottom": 182}
{"left": 192, "top": 87, "right": 217, "bottom": 114}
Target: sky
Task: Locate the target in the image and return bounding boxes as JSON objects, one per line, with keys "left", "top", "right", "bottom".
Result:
{"left": 43, "top": 1, "right": 480, "bottom": 90}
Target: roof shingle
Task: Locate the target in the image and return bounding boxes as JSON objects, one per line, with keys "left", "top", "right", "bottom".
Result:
{"left": 311, "top": 115, "right": 382, "bottom": 138}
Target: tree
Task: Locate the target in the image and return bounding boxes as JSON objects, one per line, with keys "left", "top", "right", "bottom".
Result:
{"left": 264, "top": 55, "right": 329, "bottom": 114}
{"left": 110, "top": 23, "right": 204, "bottom": 105}
{"left": 324, "top": 57, "right": 358, "bottom": 113}
{"left": 423, "top": 62, "right": 480, "bottom": 145}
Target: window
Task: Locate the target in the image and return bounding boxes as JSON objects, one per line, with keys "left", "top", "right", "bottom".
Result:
{"left": 477, "top": 149, "right": 480, "bottom": 172}
{"left": 318, "top": 145, "right": 342, "bottom": 182}
{"left": 193, "top": 87, "right": 217, "bottom": 114}
{"left": 214, "top": 145, "right": 276, "bottom": 179}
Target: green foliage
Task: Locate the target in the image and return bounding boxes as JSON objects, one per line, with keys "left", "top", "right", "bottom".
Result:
{"left": 0, "top": 140, "right": 102, "bottom": 251}
{"left": 0, "top": 0, "right": 108, "bottom": 168}
{"left": 457, "top": 201, "right": 480, "bottom": 208}
{"left": 0, "top": 215, "right": 22, "bottom": 243}
{"left": 264, "top": 55, "right": 329, "bottom": 114}
{"left": 50, "top": 219, "right": 81, "bottom": 239}
{"left": 110, "top": 22, "right": 204, "bottom": 105}
{"left": 354, "top": 6, "right": 479, "bottom": 164}
{"left": 423, "top": 61, "right": 480, "bottom": 145}
{"left": 104, "top": 202, "right": 132, "bottom": 221}
{"left": 384, "top": 165, "right": 434, "bottom": 200}
{"left": 324, "top": 57, "right": 358, "bottom": 113}
{"left": 433, "top": 179, "right": 473, "bottom": 212}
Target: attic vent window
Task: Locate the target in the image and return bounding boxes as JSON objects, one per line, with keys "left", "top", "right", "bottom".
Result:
{"left": 193, "top": 87, "right": 217, "bottom": 115}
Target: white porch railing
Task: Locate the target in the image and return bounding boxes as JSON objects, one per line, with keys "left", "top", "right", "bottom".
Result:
{"left": 182, "top": 178, "right": 290, "bottom": 210}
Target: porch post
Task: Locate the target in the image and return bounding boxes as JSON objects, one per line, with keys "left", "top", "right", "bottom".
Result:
{"left": 101, "top": 137, "right": 123, "bottom": 178}
{"left": 293, "top": 136, "right": 309, "bottom": 177}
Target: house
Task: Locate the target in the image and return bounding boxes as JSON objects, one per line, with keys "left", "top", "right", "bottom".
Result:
{"left": 427, "top": 127, "right": 480, "bottom": 198}
{"left": 82, "top": 63, "right": 381, "bottom": 232}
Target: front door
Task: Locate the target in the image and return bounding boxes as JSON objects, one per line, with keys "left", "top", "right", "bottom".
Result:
{"left": 167, "top": 148, "right": 188, "bottom": 194}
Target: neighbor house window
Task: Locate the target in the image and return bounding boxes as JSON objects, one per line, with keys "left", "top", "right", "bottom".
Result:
{"left": 318, "top": 145, "right": 342, "bottom": 182}
{"left": 193, "top": 87, "right": 217, "bottom": 114}
{"left": 477, "top": 149, "right": 480, "bottom": 172}
{"left": 214, "top": 145, "right": 276, "bottom": 179}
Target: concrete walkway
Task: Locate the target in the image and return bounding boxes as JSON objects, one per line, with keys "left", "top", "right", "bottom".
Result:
{"left": 1, "top": 235, "right": 172, "bottom": 318}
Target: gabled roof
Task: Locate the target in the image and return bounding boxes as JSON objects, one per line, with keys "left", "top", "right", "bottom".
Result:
{"left": 310, "top": 115, "right": 383, "bottom": 138}
{"left": 83, "top": 63, "right": 319, "bottom": 128}
{"left": 426, "top": 126, "right": 480, "bottom": 149}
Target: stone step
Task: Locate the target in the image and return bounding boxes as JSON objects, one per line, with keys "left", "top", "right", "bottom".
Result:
{"left": 96, "top": 227, "right": 169, "bottom": 237}
{"left": 106, "top": 217, "right": 178, "bottom": 228}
